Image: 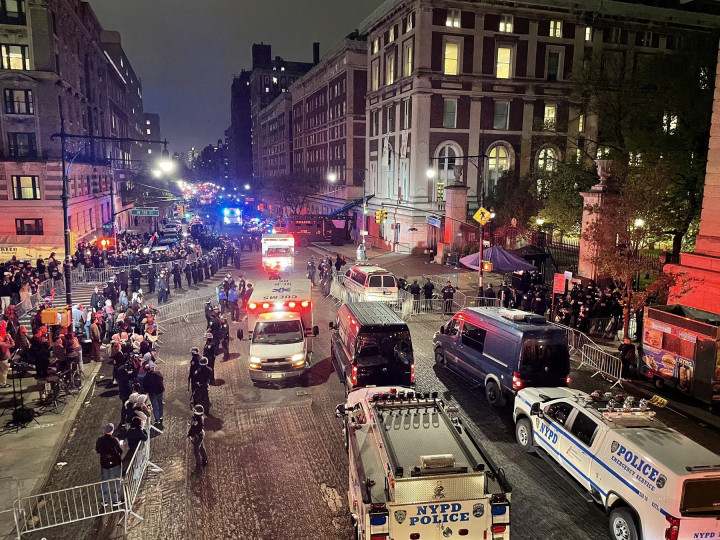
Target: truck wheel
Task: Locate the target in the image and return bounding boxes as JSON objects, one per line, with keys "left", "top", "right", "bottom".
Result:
{"left": 485, "top": 380, "right": 506, "bottom": 407}
{"left": 434, "top": 348, "right": 446, "bottom": 366}
{"left": 609, "top": 507, "right": 639, "bottom": 540}
{"left": 515, "top": 418, "right": 535, "bottom": 452}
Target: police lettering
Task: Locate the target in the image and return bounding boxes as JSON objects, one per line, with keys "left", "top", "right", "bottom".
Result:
{"left": 694, "top": 533, "right": 717, "bottom": 538}
{"left": 408, "top": 503, "right": 470, "bottom": 526}
{"left": 615, "top": 445, "right": 660, "bottom": 483}
{"left": 539, "top": 422, "right": 558, "bottom": 444}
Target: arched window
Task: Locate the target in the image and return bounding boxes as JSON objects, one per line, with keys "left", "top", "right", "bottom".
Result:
{"left": 537, "top": 146, "right": 558, "bottom": 173}
{"left": 432, "top": 143, "right": 461, "bottom": 202}
{"left": 486, "top": 145, "right": 510, "bottom": 193}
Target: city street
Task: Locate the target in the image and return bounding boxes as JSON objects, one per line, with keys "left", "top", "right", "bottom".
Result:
{"left": 18, "top": 246, "right": 720, "bottom": 540}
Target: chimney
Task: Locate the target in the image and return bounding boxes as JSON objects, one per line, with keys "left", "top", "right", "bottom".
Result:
{"left": 313, "top": 42, "right": 320, "bottom": 65}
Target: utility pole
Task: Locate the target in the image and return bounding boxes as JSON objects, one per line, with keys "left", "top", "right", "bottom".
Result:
{"left": 59, "top": 118, "right": 72, "bottom": 306}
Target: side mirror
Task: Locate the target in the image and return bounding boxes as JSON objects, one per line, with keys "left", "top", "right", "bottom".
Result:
{"left": 335, "top": 404, "right": 346, "bottom": 418}
{"left": 328, "top": 321, "right": 335, "bottom": 330}
{"left": 236, "top": 329, "right": 244, "bottom": 341}
{"left": 530, "top": 403, "right": 543, "bottom": 418}
{"left": 313, "top": 325, "right": 319, "bottom": 336}
{"left": 439, "top": 326, "right": 446, "bottom": 335}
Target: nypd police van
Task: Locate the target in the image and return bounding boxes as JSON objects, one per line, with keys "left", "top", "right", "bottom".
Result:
{"left": 336, "top": 387, "right": 512, "bottom": 540}
{"left": 513, "top": 387, "right": 720, "bottom": 540}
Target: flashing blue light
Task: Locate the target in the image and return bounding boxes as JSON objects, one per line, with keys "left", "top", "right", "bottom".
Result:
{"left": 491, "top": 506, "right": 507, "bottom": 516}
{"left": 369, "top": 516, "right": 387, "bottom": 526}
{"left": 223, "top": 209, "right": 230, "bottom": 216}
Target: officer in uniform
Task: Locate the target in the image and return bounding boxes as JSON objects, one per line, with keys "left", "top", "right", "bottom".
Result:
{"left": 187, "top": 347, "right": 201, "bottom": 392}
{"left": 147, "top": 265, "right": 156, "bottom": 294}
{"left": 184, "top": 263, "right": 192, "bottom": 288}
{"left": 191, "top": 261, "right": 199, "bottom": 285}
{"left": 130, "top": 266, "right": 142, "bottom": 294}
{"left": 218, "top": 316, "right": 230, "bottom": 361}
{"left": 190, "top": 356, "right": 213, "bottom": 415}
{"left": 203, "top": 332, "right": 217, "bottom": 384}
{"left": 187, "top": 404, "right": 208, "bottom": 470}
{"left": 172, "top": 263, "right": 182, "bottom": 290}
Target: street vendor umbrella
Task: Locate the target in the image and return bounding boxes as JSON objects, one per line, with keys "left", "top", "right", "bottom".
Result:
{"left": 459, "top": 246, "right": 537, "bottom": 273}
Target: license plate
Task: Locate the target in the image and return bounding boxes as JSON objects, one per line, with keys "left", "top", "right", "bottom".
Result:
{"left": 269, "top": 373, "right": 284, "bottom": 379}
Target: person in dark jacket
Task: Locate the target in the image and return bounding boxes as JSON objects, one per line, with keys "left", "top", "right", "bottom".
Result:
{"left": 30, "top": 327, "right": 51, "bottom": 379}
{"left": 147, "top": 266, "right": 156, "bottom": 294}
{"left": 187, "top": 405, "right": 208, "bottom": 470}
{"left": 172, "top": 263, "right": 182, "bottom": 290}
{"left": 95, "top": 423, "right": 124, "bottom": 506}
{"left": 190, "top": 356, "right": 213, "bottom": 415}
{"left": 618, "top": 338, "right": 637, "bottom": 380}
{"left": 441, "top": 281, "right": 456, "bottom": 315}
{"left": 184, "top": 264, "right": 192, "bottom": 288}
{"left": 142, "top": 361, "right": 165, "bottom": 423}
{"left": 130, "top": 267, "right": 142, "bottom": 294}
{"left": 203, "top": 333, "right": 217, "bottom": 384}
{"left": 124, "top": 416, "right": 148, "bottom": 462}
{"left": 218, "top": 316, "right": 230, "bottom": 361}
{"left": 187, "top": 347, "right": 201, "bottom": 391}
{"left": 422, "top": 278, "right": 435, "bottom": 312}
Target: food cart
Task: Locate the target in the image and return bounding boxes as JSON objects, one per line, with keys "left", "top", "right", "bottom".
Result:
{"left": 640, "top": 304, "right": 720, "bottom": 405}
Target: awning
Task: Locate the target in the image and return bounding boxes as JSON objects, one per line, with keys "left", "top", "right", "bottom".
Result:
{"left": 328, "top": 195, "right": 375, "bottom": 216}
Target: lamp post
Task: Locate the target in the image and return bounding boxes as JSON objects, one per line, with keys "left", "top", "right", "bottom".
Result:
{"left": 327, "top": 168, "right": 368, "bottom": 261}
{"left": 51, "top": 122, "right": 171, "bottom": 305}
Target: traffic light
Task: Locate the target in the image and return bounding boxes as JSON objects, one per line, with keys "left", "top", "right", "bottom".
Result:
{"left": 381, "top": 209, "right": 388, "bottom": 223}
{"left": 99, "top": 237, "right": 115, "bottom": 249}
{"left": 482, "top": 260, "right": 494, "bottom": 272}
{"left": 375, "top": 210, "right": 382, "bottom": 224}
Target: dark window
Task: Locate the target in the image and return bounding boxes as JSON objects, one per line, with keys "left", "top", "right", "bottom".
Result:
{"left": 570, "top": 411, "right": 598, "bottom": 446}
{"left": 8, "top": 132, "right": 36, "bottom": 158}
{"left": 382, "top": 276, "right": 396, "bottom": 288}
{"left": 447, "top": 318, "right": 460, "bottom": 336}
{"left": 681, "top": 478, "right": 720, "bottom": 517}
{"left": 0, "top": 0, "right": 26, "bottom": 25}
{"left": 12, "top": 175, "right": 40, "bottom": 199}
{"left": 547, "top": 52, "right": 560, "bottom": 82}
{"left": 50, "top": 9, "right": 57, "bottom": 34}
{"left": 0, "top": 43, "right": 29, "bottom": 69}
{"left": 544, "top": 402, "right": 574, "bottom": 426}
{"left": 368, "top": 275, "right": 382, "bottom": 287}
{"left": 520, "top": 336, "right": 570, "bottom": 377}
{"left": 4, "top": 88, "right": 33, "bottom": 114}
{"left": 15, "top": 218, "right": 42, "bottom": 235}
{"left": 461, "top": 322, "right": 487, "bottom": 353}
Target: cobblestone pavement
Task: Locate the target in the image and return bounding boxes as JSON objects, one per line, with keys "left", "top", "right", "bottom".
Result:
{"left": 16, "top": 248, "right": 720, "bottom": 540}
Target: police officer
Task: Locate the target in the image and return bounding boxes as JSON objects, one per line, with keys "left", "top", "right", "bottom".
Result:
{"left": 306, "top": 259, "right": 316, "bottom": 286}
{"left": 441, "top": 280, "right": 456, "bottom": 316}
{"left": 190, "top": 356, "right": 213, "bottom": 415}
{"left": 218, "top": 316, "right": 230, "bottom": 361}
{"left": 191, "top": 261, "right": 199, "bottom": 285}
{"left": 409, "top": 279, "right": 421, "bottom": 313}
{"left": 203, "top": 332, "right": 217, "bottom": 384}
{"left": 130, "top": 266, "right": 142, "bottom": 294}
{"left": 187, "top": 404, "right": 208, "bottom": 470}
{"left": 187, "top": 347, "right": 201, "bottom": 392}
{"left": 147, "top": 265, "right": 156, "bottom": 294}
{"left": 184, "top": 263, "right": 192, "bottom": 288}
{"left": 172, "top": 263, "right": 182, "bottom": 290}
{"left": 204, "top": 300, "right": 213, "bottom": 325}
{"left": 228, "top": 285, "right": 240, "bottom": 322}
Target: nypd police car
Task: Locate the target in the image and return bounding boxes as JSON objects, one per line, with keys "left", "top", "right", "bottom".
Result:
{"left": 514, "top": 387, "right": 720, "bottom": 540}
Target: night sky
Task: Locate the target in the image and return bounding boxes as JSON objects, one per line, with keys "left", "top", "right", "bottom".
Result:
{"left": 88, "top": 0, "right": 385, "bottom": 155}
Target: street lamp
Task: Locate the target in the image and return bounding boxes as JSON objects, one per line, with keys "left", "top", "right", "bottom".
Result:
{"left": 244, "top": 184, "right": 250, "bottom": 190}
{"left": 536, "top": 218, "right": 545, "bottom": 227}
{"left": 634, "top": 218, "right": 645, "bottom": 228}
{"left": 426, "top": 168, "right": 437, "bottom": 179}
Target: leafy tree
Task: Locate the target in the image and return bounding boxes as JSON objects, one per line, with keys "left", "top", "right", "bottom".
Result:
{"left": 487, "top": 171, "right": 541, "bottom": 227}
{"left": 537, "top": 162, "right": 597, "bottom": 237}
{"left": 262, "top": 171, "right": 325, "bottom": 215}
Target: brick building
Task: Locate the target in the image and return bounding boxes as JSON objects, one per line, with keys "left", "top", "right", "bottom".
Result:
{"left": 0, "top": 0, "right": 149, "bottom": 260}
{"left": 359, "top": 0, "right": 720, "bottom": 253}
{"left": 257, "top": 92, "right": 292, "bottom": 180}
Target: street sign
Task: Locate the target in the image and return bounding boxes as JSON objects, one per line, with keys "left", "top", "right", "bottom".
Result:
{"left": 426, "top": 216, "right": 441, "bottom": 228}
{"left": 564, "top": 271, "right": 573, "bottom": 280}
{"left": 131, "top": 208, "right": 159, "bottom": 217}
{"left": 553, "top": 273, "right": 567, "bottom": 295}
{"left": 473, "top": 207, "right": 492, "bottom": 226}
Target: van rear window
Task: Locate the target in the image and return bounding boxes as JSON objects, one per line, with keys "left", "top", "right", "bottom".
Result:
{"left": 369, "top": 276, "right": 383, "bottom": 287}
{"left": 382, "top": 276, "right": 396, "bottom": 288}
{"left": 520, "top": 336, "right": 569, "bottom": 376}
{"left": 681, "top": 478, "right": 720, "bottom": 516}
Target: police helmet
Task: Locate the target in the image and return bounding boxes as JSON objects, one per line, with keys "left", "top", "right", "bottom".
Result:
{"left": 190, "top": 347, "right": 200, "bottom": 355}
{"left": 193, "top": 404, "right": 205, "bottom": 415}
{"left": 199, "top": 356, "right": 208, "bottom": 366}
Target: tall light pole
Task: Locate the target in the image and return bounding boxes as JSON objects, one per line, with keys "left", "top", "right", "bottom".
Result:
{"left": 327, "top": 168, "right": 368, "bottom": 261}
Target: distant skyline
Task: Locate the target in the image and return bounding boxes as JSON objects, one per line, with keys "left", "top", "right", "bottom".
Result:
{"left": 88, "top": 0, "right": 384, "bottom": 156}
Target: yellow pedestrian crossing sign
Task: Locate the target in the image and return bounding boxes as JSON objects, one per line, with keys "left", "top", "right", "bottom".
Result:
{"left": 473, "top": 207, "right": 492, "bottom": 226}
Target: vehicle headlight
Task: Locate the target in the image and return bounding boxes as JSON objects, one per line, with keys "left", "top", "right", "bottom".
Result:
{"left": 291, "top": 353, "right": 305, "bottom": 362}
{"left": 250, "top": 356, "right": 261, "bottom": 363}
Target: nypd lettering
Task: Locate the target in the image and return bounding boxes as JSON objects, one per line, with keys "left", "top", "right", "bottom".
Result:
{"left": 539, "top": 421, "right": 559, "bottom": 444}
{"left": 610, "top": 441, "right": 666, "bottom": 491}
{"left": 403, "top": 503, "right": 470, "bottom": 526}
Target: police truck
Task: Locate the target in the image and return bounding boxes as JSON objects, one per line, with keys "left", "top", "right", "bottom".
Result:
{"left": 336, "top": 386, "right": 512, "bottom": 540}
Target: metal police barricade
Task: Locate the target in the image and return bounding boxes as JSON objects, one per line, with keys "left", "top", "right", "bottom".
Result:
{"left": 580, "top": 343, "right": 624, "bottom": 389}
{"left": 122, "top": 420, "right": 164, "bottom": 530}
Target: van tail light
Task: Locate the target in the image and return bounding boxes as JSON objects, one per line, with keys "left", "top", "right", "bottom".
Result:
{"left": 411, "top": 363, "right": 415, "bottom": 384}
{"left": 351, "top": 365, "right": 358, "bottom": 387}
{"left": 665, "top": 515, "right": 681, "bottom": 540}
{"left": 301, "top": 300, "right": 310, "bottom": 307}
{"left": 261, "top": 302, "right": 270, "bottom": 309}
{"left": 248, "top": 302, "right": 257, "bottom": 310}
{"left": 288, "top": 301, "right": 296, "bottom": 308}
{"left": 512, "top": 372, "right": 524, "bottom": 391}
{"left": 565, "top": 375, "right": 571, "bottom": 386}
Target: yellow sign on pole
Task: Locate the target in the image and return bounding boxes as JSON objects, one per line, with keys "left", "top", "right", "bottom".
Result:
{"left": 68, "top": 231, "right": 76, "bottom": 256}
{"left": 473, "top": 207, "right": 492, "bottom": 226}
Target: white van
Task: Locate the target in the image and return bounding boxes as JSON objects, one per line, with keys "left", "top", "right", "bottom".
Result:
{"left": 342, "top": 265, "right": 398, "bottom": 302}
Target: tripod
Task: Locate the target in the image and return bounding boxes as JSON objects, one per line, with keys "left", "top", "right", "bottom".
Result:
{"left": 1, "top": 350, "right": 39, "bottom": 432}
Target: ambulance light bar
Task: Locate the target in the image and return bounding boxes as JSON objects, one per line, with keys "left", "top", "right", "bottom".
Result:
{"left": 247, "top": 300, "right": 310, "bottom": 310}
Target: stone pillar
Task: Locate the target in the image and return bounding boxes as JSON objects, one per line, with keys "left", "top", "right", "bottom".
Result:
{"left": 578, "top": 159, "right": 619, "bottom": 281}
{"left": 665, "top": 40, "right": 720, "bottom": 314}
{"left": 444, "top": 179, "right": 469, "bottom": 254}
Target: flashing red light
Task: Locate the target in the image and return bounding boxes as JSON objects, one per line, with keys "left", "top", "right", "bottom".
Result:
{"left": 301, "top": 300, "right": 310, "bottom": 308}
{"left": 248, "top": 302, "right": 257, "bottom": 310}
{"left": 288, "top": 301, "right": 296, "bottom": 308}
{"left": 262, "top": 302, "right": 270, "bottom": 309}
{"left": 411, "top": 363, "right": 415, "bottom": 384}
{"left": 512, "top": 371, "right": 524, "bottom": 392}
{"left": 566, "top": 375, "right": 572, "bottom": 386}
{"left": 492, "top": 525, "right": 507, "bottom": 534}
{"left": 351, "top": 365, "right": 358, "bottom": 387}
{"left": 665, "top": 515, "right": 680, "bottom": 540}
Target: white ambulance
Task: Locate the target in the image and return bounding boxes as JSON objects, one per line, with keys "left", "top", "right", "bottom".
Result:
{"left": 261, "top": 233, "right": 295, "bottom": 272}
{"left": 513, "top": 387, "right": 720, "bottom": 540}
{"left": 239, "top": 279, "right": 318, "bottom": 384}
{"left": 336, "top": 386, "right": 512, "bottom": 540}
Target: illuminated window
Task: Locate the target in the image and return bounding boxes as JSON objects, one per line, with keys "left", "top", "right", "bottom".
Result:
{"left": 146, "top": 128, "right": 151, "bottom": 135}
{"left": 663, "top": 113, "right": 678, "bottom": 134}
{"left": 496, "top": 47, "right": 511, "bottom": 79}
{"left": 372, "top": 38, "right": 379, "bottom": 54}
{"left": 403, "top": 99, "right": 411, "bottom": 129}
{"left": 578, "top": 114, "right": 585, "bottom": 133}
{"left": 443, "top": 41, "right": 459, "bottom": 75}
{"left": 446, "top": 8, "right": 461, "bottom": 27}
{"left": 487, "top": 145, "right": 510, "bottom": 189}
{"left": 537, "top": 147, "right": 558, "bottom": 173}
{"left": 1, "top": 44, "right": 29, "bottom": 70}
{"left": 436, "top": 145, "right": 458, "bottom": 200}
{"left": 385, "top": 52, "right": 395, "bottom": 85}
{"left": 403, "top": 39, "right": 413, "bottom": 77}
{"left": 550, "top": 20, "right": 563, "bottom": 38}
{"left": 544, "top": 104, "right": 557, "bottom": 131}
{"left": 147, "top": 148, "right": 152, "bottom": 154}
{"left": 585, "top": 27, "right": 593, "bottom": 41}
{"left": 443, "top": 98, "right": 457, "bottom": 128}
{"left": 1, "top": 0, "right": 25, "bottom": 24}
{"left": 493, "top": 101, "right": 509, "bottom": 130}
{"left": 389, "top": 26, "right": 396, "bottom": 43}
{"left": 16, "top": 218, "right": 43, "bottom": 235}
{"left": 12, "top": 175, "right": 40, "bottom": 199}
{"left": 596, "top": 146, "right": 610, "bottom": 158}
{"left": 4, "top": 89, "right": 33, "bottom": 114}
{"left": 406, "top": 12, "right": 414, "bottom": 32}
{"left": 371, "top": 59, "right": 380, "bottom": 91}
{"left": 499, "top": 14, "right": 513, "bottom": 33}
